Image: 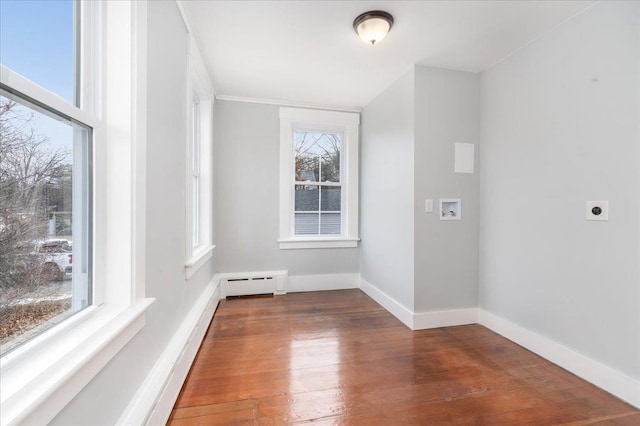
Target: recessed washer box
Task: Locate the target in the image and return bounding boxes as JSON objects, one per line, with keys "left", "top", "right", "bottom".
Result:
{"left": 440, "top": 198, "right": 461, "bottom": 220}
{"left": 586, "top": 201, "right": 608, "bottom": 221}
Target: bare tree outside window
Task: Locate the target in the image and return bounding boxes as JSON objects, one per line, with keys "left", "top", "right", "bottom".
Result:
{"left": 294, "top": 132, "right": 340, "bottom": 183}
{"left": 0, "top": 97, "right": 75, "bottom": 353}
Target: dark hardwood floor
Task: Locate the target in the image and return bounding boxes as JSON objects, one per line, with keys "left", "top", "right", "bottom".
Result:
{"left": 169, "top": 289, "right": 639, "bottom": 425}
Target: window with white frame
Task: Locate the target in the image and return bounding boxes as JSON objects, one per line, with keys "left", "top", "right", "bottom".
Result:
{"left": 185, "top": 34, "right": 214, "bottom": 278}
{"left": 279, "top": 107, "right": 360, "bottom": 249}
{"left": 1, "top": 1, "right": 153, "bottom": 423}
{"left": 0, "top": 0, "right": 92, "bottom": 356}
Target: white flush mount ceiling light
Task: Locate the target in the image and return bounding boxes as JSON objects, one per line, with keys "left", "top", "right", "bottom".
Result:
{"left": 353, "top": 10, "right": 394, "bottom": 45}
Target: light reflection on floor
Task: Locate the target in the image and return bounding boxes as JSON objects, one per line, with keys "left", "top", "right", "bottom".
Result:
{"left": 289, "top": 332, "right": 343, "bottom": 422}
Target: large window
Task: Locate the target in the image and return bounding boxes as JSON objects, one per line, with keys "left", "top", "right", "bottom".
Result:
{"left": 279, "top": 107, "right": 359, "bottom": 249}
{"left": 0, "top": 0, "right": 91, "bottom": 356}
{"left": 185, "top": 34, "right": 214, "bottom": 278}
{"left": 1, "top": 1, "right": 152, "bottom": 423}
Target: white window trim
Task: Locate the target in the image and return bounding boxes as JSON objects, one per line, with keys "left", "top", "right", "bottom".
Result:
{"left": 185, "top": 33, "right": 214, "bottom": 279}
{"left": 278, "top": 107, "right": 360, "bottom": 250}
{"left": 0, "top": 2, "right": 153, "bottom": 424}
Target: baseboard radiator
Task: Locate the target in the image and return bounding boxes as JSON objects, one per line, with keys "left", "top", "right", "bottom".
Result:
{"left": 220, "top": 270, "right": 288, "bottom": 298}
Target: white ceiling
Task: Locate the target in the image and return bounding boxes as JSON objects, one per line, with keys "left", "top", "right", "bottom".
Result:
{"left": 183, "top": 1, "right": 595, "bottom": 110}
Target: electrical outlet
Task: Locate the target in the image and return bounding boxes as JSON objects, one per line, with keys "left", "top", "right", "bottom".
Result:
{"left": 586, "top": 201, "right": 608, "bottom": 221}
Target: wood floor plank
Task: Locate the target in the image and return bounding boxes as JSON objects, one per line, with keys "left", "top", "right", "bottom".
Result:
{"left": 171, "top": 289, "right": 639, "bottom": 425}
{"left": 170, "top": 399, "right": 255, "bottom": 420}
{"left": 166, "top": 409, "right": 254, "bottom": 426}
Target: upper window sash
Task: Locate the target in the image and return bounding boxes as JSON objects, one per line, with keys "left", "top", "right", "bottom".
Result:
{"left": 0, "top": 66, "right": 98, "bottom": 130}
{"left": 292, "top": 127, "right": 343, "bottom": 185}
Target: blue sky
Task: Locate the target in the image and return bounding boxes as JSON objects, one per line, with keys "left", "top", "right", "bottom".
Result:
{"left": 0, "top": 0, "right": 74, "bottom": 103}
{"left": 1, "top": 0, "right": 75, "bottom": 160}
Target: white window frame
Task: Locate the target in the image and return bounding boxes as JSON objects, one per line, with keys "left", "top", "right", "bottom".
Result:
{"left": 279, "top": 107, "right": 360, "bottom": 249}
{"left": 0, "top": 2, "right": 153, "bottom": 424}
{"left": 185, "top": 33, "right": 214, "bottom": 279}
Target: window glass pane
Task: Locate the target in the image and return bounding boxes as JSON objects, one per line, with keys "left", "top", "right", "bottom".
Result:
{"left": 320, "top": 135, "right": 340, "bottom": 183}
{"left": 192, "top": 176, "right": 199, "bottom": 247}
{"left": 0, "top": 90, "right": 91, "bottom": 355}
{"left": 321, "top": 186, "right": 341, "bottom": 212}
{"left": 192, "top": 96, "right": 200, "bottom": 173}
{"left": 294, "top": 131, "right": 341, "bottom": 183}
{"left": 320, "top": 213, "right": 341, "bottom": 235}
{"left": 293, "top": 186, "right": 342, "bottom": 235}
{"left": 295, "top": 184, "right": 319, "bottom": 212}
{"left": 0, "top": 0, "right": 77, "bottom": 105}
{"left": 191, "top": 96, "right": 200, "bottom": 248}
{"left": 294, "top": 132, "right": 319, "bottom": 182}
{"left": 294, "top": 213, "right": 318, "bottom": 235}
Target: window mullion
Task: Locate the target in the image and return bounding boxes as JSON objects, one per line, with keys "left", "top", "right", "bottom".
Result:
{"left": 319, "top": 153, "right": 323, "bottom": 235}
{"left": 318, "top": 186, "right": 322, "bottom": 235}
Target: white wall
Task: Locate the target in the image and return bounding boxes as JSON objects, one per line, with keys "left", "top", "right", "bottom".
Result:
{"left": 480, "top": 1, "right": 640, "bottom": 379}
{"left": 50, "top": 2, "right": 216, "bottom": 424}
{"left": 213, "top": 100, "right": 359, "bottom": 276}
{"left": 360, "top": 69, "right": 416, "bottom": 310}
{"left": 360, "top": 66, "right": 480, "bottom": 316}
{"left": 414, "top": 66, "right": 480, "bottom": 312}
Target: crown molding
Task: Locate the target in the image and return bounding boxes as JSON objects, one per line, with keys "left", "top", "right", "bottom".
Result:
{"left": 215, "top": 94, "right": 362, "bottom": 113}
{"left": 175, "top": 0, "right": 218, "bottom": 96}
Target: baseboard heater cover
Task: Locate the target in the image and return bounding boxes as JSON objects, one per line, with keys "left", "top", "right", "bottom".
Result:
{"left": 220, "top": 271, "right": 288, "bottom": 298}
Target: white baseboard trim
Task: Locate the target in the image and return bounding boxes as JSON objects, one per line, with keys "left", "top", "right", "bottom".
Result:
{"left": 287, "top": 273, "right": 360, "bottom": 293}
{"left": 413, "top": 308, "right": 478, "bottom": 330}
{"left": 478, "top": 309, "right": 640, "bottom": 409}
{"left": 116, "top": 276, "right": 221, "bottom": 426}
{"left": 359, "top": 277, "right": 477, "bottom": 330}
{"left": 359, "top": 277, "right": 414, "bottom": 329}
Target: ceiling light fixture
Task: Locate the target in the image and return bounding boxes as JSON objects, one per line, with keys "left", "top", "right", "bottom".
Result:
{"left": 353, "top": 10, "right": 394, "bottom": 45}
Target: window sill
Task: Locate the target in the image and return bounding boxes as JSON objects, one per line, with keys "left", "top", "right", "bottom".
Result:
{"left": 278, "top": 238, "right": 359, "bottom": 250}
{"left": 185, "top": 244, "right": 215, "bottom": 279}
{"left": 0, "top": 298, "right": 154, "bottom": 425}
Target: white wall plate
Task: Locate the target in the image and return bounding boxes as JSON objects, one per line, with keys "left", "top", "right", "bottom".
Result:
{"left": 454, "top": 143, "right": 474, "bottom": 173}
{"left": 425, "top": 199, "right": 434, "bottom": 213}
